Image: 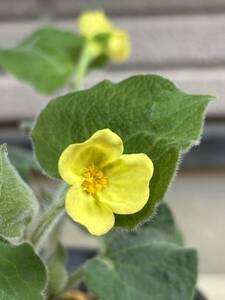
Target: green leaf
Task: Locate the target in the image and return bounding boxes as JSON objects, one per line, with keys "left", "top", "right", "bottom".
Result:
{"left": 32, "top": 75, "right": 212, "bottom": 227}
{"left": 0, "top": 144, "right": 38, "bottom": 238}
{"left": 0, "top": 27, "right": 84, "bottom": 94}
{"left": 46, "top": 243, "right": 68, "bottom": 295}
{"left": 84, "top": 205, "right": 197, "bottom": 300}
{"left": 0, "top": 240, "right": 47, "bottom": 300}
{"left": 85, "top": 247, "right": 197, "bottom": 300}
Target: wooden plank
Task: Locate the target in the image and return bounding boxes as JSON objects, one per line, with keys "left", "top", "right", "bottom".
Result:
{"left": 0, "top": 75, "right": 48, "bottom": 121}
{"left": 198, "top": 275, "right": 225, "bottom": 300}
{"left": 0, "top": 69, "right": 224, "bottom": 121}
{"left": 0, "top": 21, "right": 40, "bottom": 47}
{"left": 0, "top": 0, "right": 39, "bottom": 19}
{"left": 1, "top": 15, "right": 225, "bottom": 68}
{"left": 1, "top": 0, "right": 225, "bottom": 19}
{"left": 169, "top": 171, "right": 225, "bottom": 274}
{"left": 52, "top": 0, "right": 225, "bottom": 16}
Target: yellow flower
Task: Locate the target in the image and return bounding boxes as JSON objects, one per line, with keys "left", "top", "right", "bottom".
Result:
{"left": 58, "top": 129, "right": 153, "bottom": 236}
{"left": 78, "top": 11, "right": 113, "bottom": 39}
{"left": 107, "top": 29, "right": 130, "bottom": 62}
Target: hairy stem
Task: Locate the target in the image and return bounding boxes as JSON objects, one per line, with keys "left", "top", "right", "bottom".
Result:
{"left": 29, "top": 184, "right": 67, "bottom": 250}
{"left": 61, "top": 265, "right": 85, "bottom": 294}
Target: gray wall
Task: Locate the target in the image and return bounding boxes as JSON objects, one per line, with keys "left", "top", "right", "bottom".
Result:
{"left": 0, "top": 0, "right": 224, "bottom": 120}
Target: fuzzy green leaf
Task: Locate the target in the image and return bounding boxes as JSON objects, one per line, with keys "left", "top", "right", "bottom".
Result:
{"left": 0, "top": 144, "right": 38, "bottom": 238}
{"left": 32, "top": 75, "right": 212, "bottom": 227}
{"left": 0, "top": 27, "right": 84, "bottom": 94}
{"left": 84, "top": 204, "right": 197, "bottom": 300}
{"left": 0, "top": 240, "right": 47, "bottom": 300}
{"left": 85, "top": 247, "right": 197, "bottom": 300}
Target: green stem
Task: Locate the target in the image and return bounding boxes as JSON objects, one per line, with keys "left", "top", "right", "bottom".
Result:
{"left": 74, "top": 44, "right": 91, "bottom": 90}
{"left": 29, "top": 184, "right": 67, "bottom": 250}
{"left": 61, "top": 265, "right": 85, "bottom": 294}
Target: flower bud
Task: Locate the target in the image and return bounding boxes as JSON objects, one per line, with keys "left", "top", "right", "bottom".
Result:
{"left": 78, "top": 11, "right": 112, "bottom": 39}
{"left": 107, "top": 29, "right": 130, "bottom": 62}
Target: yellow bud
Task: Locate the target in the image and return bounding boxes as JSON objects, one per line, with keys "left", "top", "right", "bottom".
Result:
{"left": 107, "top": 29, "right": 130, "bottom": 62}
{"left": 78, "top": 11, "right": 113, "bottom": 39}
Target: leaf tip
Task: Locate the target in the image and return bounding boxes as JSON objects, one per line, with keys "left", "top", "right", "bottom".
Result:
{"left": 0, "top": 143, "right": 8, "bottom": 155}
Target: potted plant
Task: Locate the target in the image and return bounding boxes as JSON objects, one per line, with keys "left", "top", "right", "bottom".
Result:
{"left": 0, "top": 11, "right": 212, "bottom": 300}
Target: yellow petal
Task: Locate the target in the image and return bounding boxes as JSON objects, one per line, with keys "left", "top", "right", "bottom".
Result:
{"left": 99, "top": 154, "right": 154, "bottom": 214}
{"left": 78, "top": 11, "right": 113, "bottom": 39}
{"left": 65, "top": 185, "right": 115, "bottom": 236}
{"left": 58, "top": 129, "right": 123, "bottom": 185}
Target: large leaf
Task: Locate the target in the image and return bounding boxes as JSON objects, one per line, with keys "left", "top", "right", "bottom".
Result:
{"left": 84, "top": 204, "right": 197, "bottom": 300}
{"left": 85, "top": 246, "right": 197, "bottom": 300}
{"left": 0, "top": 27, "right": 84, "bottom": 94}
{"left": 0, "top": 144, "right": 38, "bottom": 238}
{"left": 0, "top": 240, "right": 47, "bottom": 300}
{"left": 32, "top": 75, "right": 212, "bottom": 227}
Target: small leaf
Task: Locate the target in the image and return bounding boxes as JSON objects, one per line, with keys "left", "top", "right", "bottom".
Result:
{"left": 47, "top": 243, "right": 68, "bottom": 295}
{"left": 0, "top": 240, "right": 47, "bottom": 300}
{"left": 0, "top": 144, "right": 38, "bottom": 238}
{"left": 84, "top": 206, "right": 197, "bottom": 300}
{"left": 32, "top": 75, "right": 212, "bottom": 227}
{"left": 0, "top": 27, "right": 84, "bottom": 94}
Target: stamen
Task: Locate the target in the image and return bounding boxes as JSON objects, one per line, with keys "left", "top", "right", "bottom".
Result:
{"left": 82, "top": 164, "right": 107, "bottom": 194}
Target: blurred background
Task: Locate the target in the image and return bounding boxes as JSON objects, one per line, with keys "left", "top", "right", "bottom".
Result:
{"left": 0, "top": 0, "right": 224, "bottom": 299}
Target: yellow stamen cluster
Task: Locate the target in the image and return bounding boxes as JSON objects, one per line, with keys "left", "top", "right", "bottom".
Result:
{"left": 82, "top": 164, "right": 107, "bottom": 194}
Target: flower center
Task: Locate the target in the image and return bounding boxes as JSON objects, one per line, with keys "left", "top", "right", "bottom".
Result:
{"left": 82, "top": 164, "right": 107, "bottom": 194}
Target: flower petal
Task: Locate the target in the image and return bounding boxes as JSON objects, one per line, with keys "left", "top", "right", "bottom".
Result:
{"left": 65, "top": 185, "right": 115, "bottom": 236}
{"left": 58, "top": 129, "right": 123, "bottom": 185}
{"left": 99, "top": 154, "right": 154, "bottom": 214}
